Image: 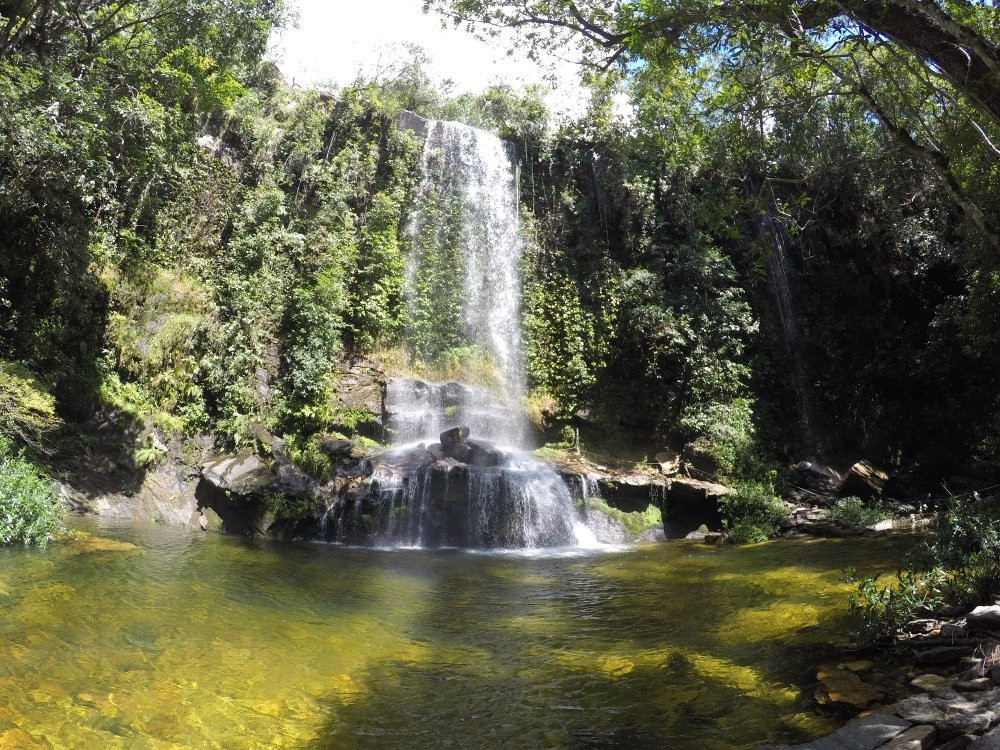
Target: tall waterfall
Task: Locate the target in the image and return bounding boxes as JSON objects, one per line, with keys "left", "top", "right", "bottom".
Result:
{"left": 328, "top": 118, "right": 591, "bottom": 550}
{"left": 402, "top": 120, "right": 526, "bottom": 446}
{"left": 762, "top": 216, "right": 813, "bottom": 435}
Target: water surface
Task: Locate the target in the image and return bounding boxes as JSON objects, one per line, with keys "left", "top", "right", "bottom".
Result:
{"left": 0, "top": 519, "right": 912, "bottom": 748}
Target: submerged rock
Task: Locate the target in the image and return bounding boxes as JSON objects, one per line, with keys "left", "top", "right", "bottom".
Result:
{"left": 815, "top": 663, "right": 883, "bottom": 708}
{"left": 764, "top": 712, "right": 911, "bottom": 749}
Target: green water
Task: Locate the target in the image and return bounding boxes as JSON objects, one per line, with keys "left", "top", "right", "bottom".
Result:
{"left": 0, "top": 519, "right": 913, "bottom": 749}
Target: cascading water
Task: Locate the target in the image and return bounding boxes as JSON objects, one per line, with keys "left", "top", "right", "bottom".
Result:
{"left": 329, "top": 118, "right": 590, "bottom": 550}
{"left": 402, "top": 119, "right": 527, "bottom": 445}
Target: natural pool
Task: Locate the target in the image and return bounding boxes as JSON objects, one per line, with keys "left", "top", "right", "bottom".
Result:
{"left": 0, "top": 518, "right": 914, "bottom": 749}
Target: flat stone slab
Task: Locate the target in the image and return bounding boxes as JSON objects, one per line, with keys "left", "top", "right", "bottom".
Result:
{"left": 882, "top": 724, "right": 935, "bottom": 750}
{"left": 910, "top": 673, "right": 954, "bottom": 692}
{"left": 762, "top": 712, "right": 911, "bottom": 749}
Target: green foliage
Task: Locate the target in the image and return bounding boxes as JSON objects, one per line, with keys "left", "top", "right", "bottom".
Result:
{"left": 850, "top": 495, "right": 1000, "bottom": 644}
{"left": 720, "top": 481, "right": 786, "bottom": 544}
{"left": 829, "top": 497, "right": 890, "bottom": 528}
{"left": 523, "top": 267, "right": 609, "bottom": 415}
{"left": 850, "top": 569, "right": 952, "bottom": 645}
{"left": 0, "top": 361, "right": 60, "bottom": 449}
{"left": 0, "top": 439, "right": 62, "bottom": 547}
{"left": 679, "top": 398, "right": 757, "bottom": 477}
{"left": 262, "top": 491, "right": 317, "bottom": 523}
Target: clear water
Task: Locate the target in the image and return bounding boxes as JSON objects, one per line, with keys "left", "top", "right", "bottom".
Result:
{"left": 0, "top": 518, "right": 914, "bottom": 748}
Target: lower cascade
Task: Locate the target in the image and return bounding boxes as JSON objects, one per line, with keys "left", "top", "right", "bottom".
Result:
{"left": 327, "top": 426, "right": 588, "bottom": 549}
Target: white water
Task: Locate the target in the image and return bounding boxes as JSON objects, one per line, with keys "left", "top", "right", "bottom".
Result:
{"left": 403, "top": 120, "right": 527, "bottom": 447}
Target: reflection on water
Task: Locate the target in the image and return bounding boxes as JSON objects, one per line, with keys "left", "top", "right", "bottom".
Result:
{"left": 0, "top": 518, "right": 913, "bottom": 749}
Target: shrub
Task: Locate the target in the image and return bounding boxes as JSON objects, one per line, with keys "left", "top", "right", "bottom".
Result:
{"left": 720, "top": 480, "right": 786, "bottom": 543}
{"left": 0, "top": 439, "right": 63, "bottom": 546}
{"left": 850, "top": 493, "right": 1000, "bottom": 644}
{"left": 829, "top": 497, "right": 890, "bottom": 528}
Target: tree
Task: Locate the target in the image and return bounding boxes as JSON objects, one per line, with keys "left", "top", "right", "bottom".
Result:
{"left": 427, "top": 0, "right": 1000, "bottom": 249}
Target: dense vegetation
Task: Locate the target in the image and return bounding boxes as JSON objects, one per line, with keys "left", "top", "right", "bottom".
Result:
{"left": 0, "top": 1, "right": 998, "bottom": 554}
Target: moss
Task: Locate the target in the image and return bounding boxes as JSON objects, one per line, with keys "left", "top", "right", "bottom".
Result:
{"left": 583, "top": 498, "right": 661, "bottom": 535}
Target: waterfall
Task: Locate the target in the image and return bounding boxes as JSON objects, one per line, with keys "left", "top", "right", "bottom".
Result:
{"left": 327, "top": 117, "right": 595, "bottom": 550}
{"left": 762, "top": 216, "right": 813, "bottom": 435}
{"left": 403, "top": 120, "right": 526, "bottom": 446}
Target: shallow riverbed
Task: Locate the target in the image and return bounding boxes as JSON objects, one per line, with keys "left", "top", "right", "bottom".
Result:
{"left": 0, "top": 519, "right": 913, "bottom": 749}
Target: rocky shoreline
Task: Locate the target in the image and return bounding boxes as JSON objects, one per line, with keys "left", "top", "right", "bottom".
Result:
{"left": 778, "top": 607, "right": 1000, "bottom": 749}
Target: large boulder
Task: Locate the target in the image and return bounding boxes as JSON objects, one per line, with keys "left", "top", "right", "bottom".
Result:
{"left": 201, "top": 454, "right": 275, "bottom": 495}
{"left": 791, "top": 460, "right": 843, "bottom": 494}
{"left": 681, "top": 439, "right": 721, "bottom": 479}
{"left": 661, "top": 477, "right": 733, "bottom": 537}
{"left": 396, "top": 109, "right": 430, "bottom": 137}
{"left": 841, "top": 460, "right": 889, "bottom": 499}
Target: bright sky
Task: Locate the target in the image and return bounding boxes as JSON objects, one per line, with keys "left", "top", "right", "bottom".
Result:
{"left": 267, "top": 0, "right": 589, "bottom": 115}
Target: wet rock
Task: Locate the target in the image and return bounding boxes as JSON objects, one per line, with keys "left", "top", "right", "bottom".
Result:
{"left": 939, "top": 737, "right": 975, "bottom": 750}
{"left": 940, "top": 623, "right": 970, "bottom": 639}
{"left": 894, "top": 689, "right": 1000, "bottom": 735}
{"left": 881, "top": 725, "right": 935, "bottom": 750}
{"left": 440, "top": 425, "right": 471, "bottom": 445}
{"left": 816, "top": 664, "right": 883, "bottom": 708}
{"left": 197, "top": 507, "right": 223, "bottom": 532}
{"left": 910, "top": 674, "right": 954, "bottom": 692}
{"left": 841, "top": 460, "right": 888, "bottom": 499}
{"left": 906, "top": 619, "right": 939, "bottom": 634}
{"left": 660, "top": 477, "right": 734, "bottom": 538}
{"left": 685, "top": 530, "right": 706, "bottom": 540}
{"left": 841, "top": 659, "right": 874, "bottom": 673}
{"left": 968, "top": 606, "right": 1000, "bottom": 631}
{"left": 763, "top": 712, "right": 911, "bottom": 750}
{"left": 464, "top": 439, "right": 504, "bottom": 468}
